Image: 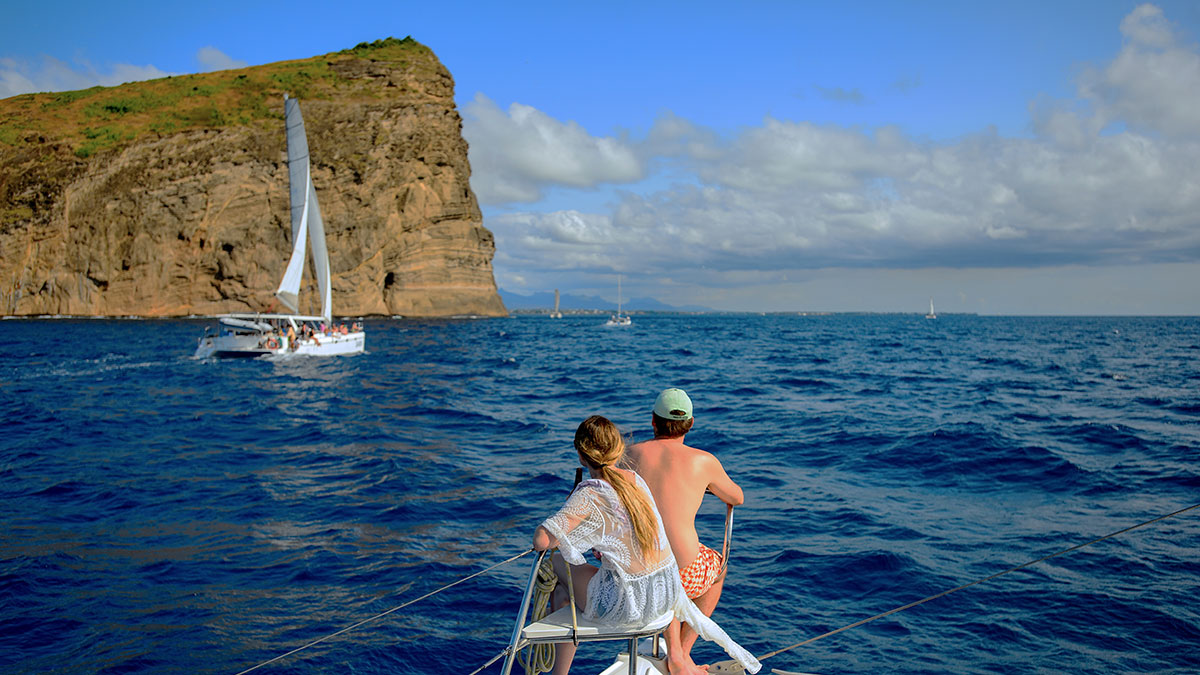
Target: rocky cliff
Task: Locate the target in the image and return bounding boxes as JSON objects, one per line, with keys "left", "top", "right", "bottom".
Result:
{"left": 0, "top": 37, "right": 507, "bottom": 317}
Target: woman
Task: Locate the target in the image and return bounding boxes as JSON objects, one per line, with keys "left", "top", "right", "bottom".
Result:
{"left": 533, "top": 416, "right": 760, "bottom": 675}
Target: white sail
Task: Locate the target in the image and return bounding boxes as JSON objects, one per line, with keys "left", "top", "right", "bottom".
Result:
{"left": 278, "top": 96, "right": 333, "bottom": 323}
{"left": 605, "top": 275, "right": 631, "bottom": 326}
{"left": 306, "top": 177, "right": 332, "bottom": 323}
{"left": 274, "top": 172, "right": 310, "bottom": 313}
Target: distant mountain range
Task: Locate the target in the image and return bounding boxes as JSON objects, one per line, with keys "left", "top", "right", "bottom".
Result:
{"left": 498, "top": 289, "right": 712, "bottom": 312}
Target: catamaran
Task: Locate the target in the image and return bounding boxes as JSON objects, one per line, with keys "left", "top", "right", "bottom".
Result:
{"left": 195, "top": 96, "right": 365, "bottom": 358}
{"left": 605, "top": 276, "right": 631, "bottom": 327}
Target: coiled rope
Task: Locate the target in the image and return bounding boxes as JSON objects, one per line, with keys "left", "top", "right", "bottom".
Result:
{"left": 234, "top": 547, "right": 533, "bottom": 675}
{"left": 516, "top": 556, "right": 559, "bottom": 675}
{"left": 735, "top": 500, "right": 1200, "bottom": 671}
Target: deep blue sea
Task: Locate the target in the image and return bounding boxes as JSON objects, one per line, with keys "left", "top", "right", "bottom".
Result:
{"left": 2, "top": 314, "right": 1198, "bottom": 674}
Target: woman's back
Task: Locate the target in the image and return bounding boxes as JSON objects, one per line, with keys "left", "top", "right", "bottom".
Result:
{"left": 541, "top": 471, "right": 677, "bottom": 623}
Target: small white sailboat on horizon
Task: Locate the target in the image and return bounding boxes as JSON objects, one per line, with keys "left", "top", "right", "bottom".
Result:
{"left": 605, "top": 276, "right": 631, "bottom": 327}
{"left": 926, "top": 297, "right": 937, "bottom": 320}
{"left": 549, "top": 289, "right": 563, "bottom": 319}
{"left": 195, "top": 96, "right": 365, "bottom": 358}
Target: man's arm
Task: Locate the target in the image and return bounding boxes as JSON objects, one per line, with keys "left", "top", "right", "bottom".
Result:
{"left": 703, "top": 454, "right": 744, "bottom": 506}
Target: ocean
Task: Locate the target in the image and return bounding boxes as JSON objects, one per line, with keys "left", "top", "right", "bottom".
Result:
{"left": 1, "top": 314, "right": 1197, "bottom": 674}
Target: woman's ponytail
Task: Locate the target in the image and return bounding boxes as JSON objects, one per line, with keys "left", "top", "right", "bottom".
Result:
{"left": 575, "top": 416, "right": 658, "bottom": 557}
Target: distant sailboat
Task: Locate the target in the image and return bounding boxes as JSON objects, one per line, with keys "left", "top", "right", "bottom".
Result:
{"left": 550, "top": 289, "right": 562, "bottom": 318}
{"left": 926, "top": 297, "right": 937, "bottom": 320}
{"left": 605, "top": 276, "right": 631, "bottom": 327}
{"left": 194, "top": 96, "right": 365, "bottom": 358}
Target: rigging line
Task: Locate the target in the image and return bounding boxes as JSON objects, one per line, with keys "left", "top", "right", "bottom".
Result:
{"left": 758, "top": 501, "right": 1200, "bottom": 663}
{"left": 467, "top": 647, "right": 511, "bottom": 675}
{"left": 234, "top": 548, "right": 534, "bottom": 675}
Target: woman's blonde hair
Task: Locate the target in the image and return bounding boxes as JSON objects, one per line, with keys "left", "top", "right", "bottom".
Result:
{"left": 574, "top": 415, "right": 658, "bottom": 558}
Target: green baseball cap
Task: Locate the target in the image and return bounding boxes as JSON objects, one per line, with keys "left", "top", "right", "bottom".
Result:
{"left": 653, "top": 388, "right": 693, "bottom": 420}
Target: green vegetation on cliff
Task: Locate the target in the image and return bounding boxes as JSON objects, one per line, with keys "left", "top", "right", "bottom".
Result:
{"left": 0, "top": 36, "right": 435, "bottom": 158}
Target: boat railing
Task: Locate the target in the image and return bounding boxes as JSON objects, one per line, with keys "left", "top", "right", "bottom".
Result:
{"left": 500, "top": 548, "right": 548, "bottom": 675}
{"left": 500, "top": 549, "right": 673, "bottom": 675}
{"left": 500, "top": 497, "right": 735, "bottom": 675}
{"left": 718, "top": 500, "right": 734, "bottom": 579}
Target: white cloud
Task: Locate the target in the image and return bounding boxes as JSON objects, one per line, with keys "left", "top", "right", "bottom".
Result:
{"left": 0, "top": 53, "right": 175, "bottom": 97}
{"left": 492, "top": 115, "right": 1200, "bottom": 286}
{"left": 1120, "top": 3, "right": 1176, "bottom": 49}
{"left": 481, "top": 4, "right": 1200, "bottom": 307}
{"left": 1078, "top": 3, "right": 1200, "bottom": 137}
{"left": 0, "top": 58, "right": 37, "bottom": 99}
{"left": 0, "top": 45, "right": 241, "bottom": 98}
{"left": 463, "top": 94, "right": 644, "bottom": 204}
{"left": 196, "top": 46, "right": 247, "bottom": 73}
{"left": 492, "top": 210, "right": 631, "bottom": 272}
{"left": 1029, "top": 96, "right": 1103, "bottom": 149}
{"left": 651, "top": 263, "right": 1200, "bottom": 314}
{"left": 105, "top": 62, "right": 175, "bottom": 86}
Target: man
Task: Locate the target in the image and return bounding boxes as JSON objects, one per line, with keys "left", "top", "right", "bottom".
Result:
{"left": 627, "top": 387, "right": 744, "bottom": 666}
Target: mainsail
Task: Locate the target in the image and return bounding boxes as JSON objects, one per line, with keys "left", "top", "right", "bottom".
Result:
{"left": 275, "top": 96, "right": 332, "bottom": 323}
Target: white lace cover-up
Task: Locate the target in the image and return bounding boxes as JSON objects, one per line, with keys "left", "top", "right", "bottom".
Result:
{"left": 540, "top": 474, "right": 761, "bottom": 673}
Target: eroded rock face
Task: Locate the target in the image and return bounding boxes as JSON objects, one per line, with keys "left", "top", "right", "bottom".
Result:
{"left": 0, "top": 41, "right": 507, "bottom": 318}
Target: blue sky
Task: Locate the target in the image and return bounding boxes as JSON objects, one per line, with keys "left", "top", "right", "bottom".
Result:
{"left": 4, "top": 1, "right": 1200, "bottom": 314}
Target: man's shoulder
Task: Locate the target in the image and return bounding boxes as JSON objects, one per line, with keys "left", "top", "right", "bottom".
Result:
{"left": 627, "top": 438, "right": 670, "bottom": 456}
{"left": 676, "top": 441, "right": 716, "bottom": 461}
{"left": 630, "top": 437, "right": 697, "bottom": 456}
{"left": 660, "top": 440, "right": 721, "bottom": 471}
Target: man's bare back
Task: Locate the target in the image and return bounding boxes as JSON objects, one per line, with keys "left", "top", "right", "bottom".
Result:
{"left": 627, "top": 388, "right": 746, "bottom": 669}
{"left": 628, "top": 436, "right": 743, "bottom": 568}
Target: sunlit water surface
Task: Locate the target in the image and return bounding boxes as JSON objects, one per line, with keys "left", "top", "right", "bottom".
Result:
{"left": 1, "top": 315, "right": 1198, "bottom": 673}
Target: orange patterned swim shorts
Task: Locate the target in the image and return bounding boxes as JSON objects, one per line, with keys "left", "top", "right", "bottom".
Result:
{"left": 679, "top": 542, "right": 723, "bottom": 599}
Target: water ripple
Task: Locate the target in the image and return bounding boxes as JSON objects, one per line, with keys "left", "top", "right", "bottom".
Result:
{"left": 0, "top": 315, "right": 1198, "bottom": 673}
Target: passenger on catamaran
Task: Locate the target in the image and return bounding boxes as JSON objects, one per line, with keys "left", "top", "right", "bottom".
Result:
{"left": 533, "top": 416, "right": 761, "bottom": 675}
{"left": 627, "top": 388, "right": 745, "bottom": 668}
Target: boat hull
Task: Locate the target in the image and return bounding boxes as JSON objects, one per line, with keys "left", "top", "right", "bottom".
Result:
{"left": 195, "top": 317, "right": 365, "bottom": 359}
{"left": 195, "top": 331, "right": 364, "bottom": 358}
{"left": 293, "top": 331, "right": 364, "bottom": 356}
